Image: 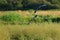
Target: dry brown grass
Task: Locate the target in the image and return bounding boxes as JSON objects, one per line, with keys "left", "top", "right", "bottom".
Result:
{"left": 37, "top": 11, "right": 60, "bottom": 16}
{"left": 0, "top": 10, "right": 60, "bottom": 17}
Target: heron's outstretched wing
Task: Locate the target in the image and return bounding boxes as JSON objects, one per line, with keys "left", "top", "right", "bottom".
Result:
{"left": 37, "top": 5, "right": 47, "bottom": 10}
{"left": 34, "top": 4, "right": 47, "bottom": 13}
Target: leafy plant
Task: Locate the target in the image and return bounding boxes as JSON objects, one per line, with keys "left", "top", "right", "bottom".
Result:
{"left": 0, "top": 13, "right": 23, "bottom": 24}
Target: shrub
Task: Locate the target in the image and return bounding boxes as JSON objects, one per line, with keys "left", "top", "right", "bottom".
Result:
{"left": 51, "top": 17, "right": 60, "bottom": 23}
{"left": 0, "top": 14, "right": 60, "bottom": 24}
{"left": 42, "top": 15, "right": 52, "bottom": 22}
{"left": 0, "top": 13, "right": 23, "bottom": 24}
{"left": 29, "top": 15, "right": 52, "bottom": 23}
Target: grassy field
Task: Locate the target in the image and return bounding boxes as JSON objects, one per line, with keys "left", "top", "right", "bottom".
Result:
{"left": 0, "top": 10, "right": 60, "bottom": 24}
{"left": 0, "top": 23, "right": 60, "bottom": 40}
{"left": 0, "top": 10, "right": 60, "bottom": 40}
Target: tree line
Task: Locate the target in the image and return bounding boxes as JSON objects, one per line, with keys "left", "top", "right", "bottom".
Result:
{"left": 0, "top": 0, "right": 60, "bottom": 10}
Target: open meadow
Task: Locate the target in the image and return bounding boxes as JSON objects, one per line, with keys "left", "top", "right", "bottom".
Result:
{"left": 0, "top": 10, "right": 60, "bottom": 40}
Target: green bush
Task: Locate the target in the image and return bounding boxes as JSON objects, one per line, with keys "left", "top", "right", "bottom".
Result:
{"left": 0, "top": 14, "right": 60, "bottom": 24}
{"left": 0, "top": 13, "right": 23, "bottom": 24}
{"left": 29, "top": 15, "right": 52, "bottom": 23}
{"left": 42, "top": 15, "right": 52, "bottom": 22}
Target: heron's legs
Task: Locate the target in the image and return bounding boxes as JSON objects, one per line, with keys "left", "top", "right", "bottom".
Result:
{"left": 27, "top": 14, "right": 38, "bottom": 24}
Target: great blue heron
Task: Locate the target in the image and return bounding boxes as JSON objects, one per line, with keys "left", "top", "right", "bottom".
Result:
{"left": 27, "top": 4, "right": 47, "bottom": 24}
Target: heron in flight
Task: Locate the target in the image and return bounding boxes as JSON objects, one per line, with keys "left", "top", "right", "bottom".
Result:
{"left": 27, "top": 4, "right": 47, "bottom": 24}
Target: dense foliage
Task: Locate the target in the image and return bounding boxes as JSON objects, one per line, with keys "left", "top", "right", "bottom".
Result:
{"left": 0, "top": 13, "right": 60, "bottom": 24}
{"left": 0, "top": 0, "right": 60, "bottom": 10}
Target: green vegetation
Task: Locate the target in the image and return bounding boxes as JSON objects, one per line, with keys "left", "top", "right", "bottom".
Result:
{"left": 0, "top": 10, "right": 60, "bottom": 40}
{"left": 0, "top": 0, "right": 60, "bottom": 10}
{"left": 0, "top": 13, "right": 60, "bottom": 24}
{"left": 0, "top": 13, "right": 23, "bottom": 24}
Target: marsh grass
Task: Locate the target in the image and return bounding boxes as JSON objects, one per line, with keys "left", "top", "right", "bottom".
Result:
{"left": 0, "top": 10, "right": 60, "bottom": 40}
{"left": 0, "top": 23, "right": 60, "bottom": 40}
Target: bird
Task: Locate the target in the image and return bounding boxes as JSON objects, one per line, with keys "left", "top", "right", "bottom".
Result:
{"left": 27, "top": 4, "right": 47, "bottom": 24}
